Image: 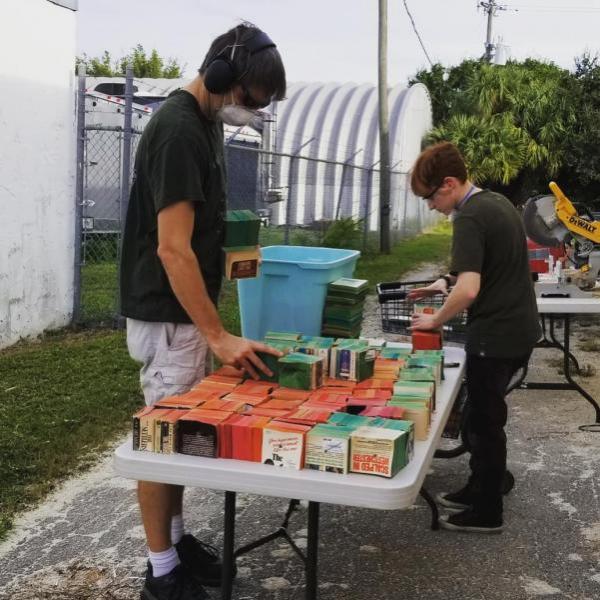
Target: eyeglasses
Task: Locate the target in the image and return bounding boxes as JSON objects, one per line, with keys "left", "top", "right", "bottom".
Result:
{"left": 240, "top": 84, "right": 272, "bottom": 109}
{"left": 423, "top": 183, "right": 442, "bottom": 201}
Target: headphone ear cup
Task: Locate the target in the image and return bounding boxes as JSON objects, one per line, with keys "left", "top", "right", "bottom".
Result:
{"left": 204, "top": 57, "right": 236, "bottom": 94}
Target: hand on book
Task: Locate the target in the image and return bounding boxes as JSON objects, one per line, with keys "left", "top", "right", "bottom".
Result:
{"left": 410, "top": 312, "right": 439, "bottom": 331}
{"left": 209, "top": 332, "right": 283, "bottom": 379}
{"left": 406, "top": 279, "right": 448, "bottom": 300}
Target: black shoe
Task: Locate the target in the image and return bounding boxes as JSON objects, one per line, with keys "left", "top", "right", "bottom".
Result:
{"left": 436, "top": 485, "right": 476, "bottom": 511}
{"left": 176, "top": 533, "right": 228, "bottom": 588}
{"left": 439, "top": 508, "right": 503, "bottom": 534}
{"left": 141, "top": 562, "right": 209, "bottom": 600}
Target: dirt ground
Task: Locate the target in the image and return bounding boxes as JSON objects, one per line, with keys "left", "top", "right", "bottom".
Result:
{"left": 1, "top": 265, "right": 600, "bottom": 600}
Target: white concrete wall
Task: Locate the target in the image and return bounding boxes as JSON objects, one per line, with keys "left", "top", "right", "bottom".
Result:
{"left": 0, "top": 1, "right": 77, "bottom": 348}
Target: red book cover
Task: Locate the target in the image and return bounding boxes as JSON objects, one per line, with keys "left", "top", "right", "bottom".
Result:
{"left": 412, "top": 330, "right": 442, "bottom": 351}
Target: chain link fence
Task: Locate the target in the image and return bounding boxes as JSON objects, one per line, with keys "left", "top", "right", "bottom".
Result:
{"left": 73, "top": 72, "right": 436, "bottom": 327}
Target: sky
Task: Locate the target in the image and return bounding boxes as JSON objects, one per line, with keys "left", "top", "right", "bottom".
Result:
{"left": 77, "top": 0, "right": 600, "bottom": 85}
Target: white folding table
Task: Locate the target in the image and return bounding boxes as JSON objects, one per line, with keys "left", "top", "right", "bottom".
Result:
{"left": 114, "top": 345, "right": 465, "bottom": 600}
{"left": 507, "top": 297, "right": 600, "bottom": 431}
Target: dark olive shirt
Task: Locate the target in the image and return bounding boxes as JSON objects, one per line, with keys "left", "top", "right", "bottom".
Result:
{"left": 120, "top": 90, "right": 226, "bottom": 322}
{"left": 450, "top": 190, "right": 541, "bottom": 358}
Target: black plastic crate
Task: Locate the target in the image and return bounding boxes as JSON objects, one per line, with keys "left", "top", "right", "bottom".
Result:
{"left": 376, "top": 279, "right": 468, "bottom": 343}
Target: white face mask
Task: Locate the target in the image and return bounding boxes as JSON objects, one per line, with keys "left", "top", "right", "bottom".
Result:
{"left": 216, "top": 94, "right": 266, "bottom": 133}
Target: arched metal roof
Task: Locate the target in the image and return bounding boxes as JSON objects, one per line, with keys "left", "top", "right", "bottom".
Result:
{"left": 267, "top": 82, "right": 435, "bottom": 232}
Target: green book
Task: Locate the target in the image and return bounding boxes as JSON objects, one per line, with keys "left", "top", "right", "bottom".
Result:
{"left": 224, "top": 210, "right": 261, "bottom": 247}
{"left": 328, "top": 413, "right": 375, "bottom": 429}
{"left": 328, "top": 278, "right": 369, "bottom": 295}
{"left": 265, "top": 331, "right": 302, "bottom": 342}
{"left": 278, "top": 352, "right": 324, "bottom": 390}
{"left": 380, "top": 347, "right": 411, "bottom": 360}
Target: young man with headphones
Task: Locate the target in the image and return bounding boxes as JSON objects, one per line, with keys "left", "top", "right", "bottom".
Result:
{"left": 120, "top": 23, "right": 286, "bottom": 600}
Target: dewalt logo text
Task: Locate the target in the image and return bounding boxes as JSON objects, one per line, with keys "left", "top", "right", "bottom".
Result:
{"left": 569, "top": 216, "right": 597, "bottom": 234}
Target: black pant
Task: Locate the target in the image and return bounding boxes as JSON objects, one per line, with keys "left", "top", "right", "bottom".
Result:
{"left": 465, "top": 352, "right": 531, "bottom": 519}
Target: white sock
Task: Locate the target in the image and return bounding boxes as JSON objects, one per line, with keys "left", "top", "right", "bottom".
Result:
{"left": 148, "top": 546, "right": 180, "bottom": 578}
{"left": 170, "top": 514, "right": 185, "bottom": 545}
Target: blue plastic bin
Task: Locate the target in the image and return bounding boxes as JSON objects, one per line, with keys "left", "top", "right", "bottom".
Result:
{"left": 238, "top": 246, "right": 361, "bottom": 340}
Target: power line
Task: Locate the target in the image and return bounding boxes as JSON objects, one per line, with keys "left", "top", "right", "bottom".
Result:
{"left": 401, "top": 0, "right": 434, "bottom": 67}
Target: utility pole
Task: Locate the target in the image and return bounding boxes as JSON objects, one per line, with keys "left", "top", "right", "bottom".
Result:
{"left": 378, "top": 0, "right": 391, "bottom": 254}
{"left": 478, "top": 1, "right": 508, "bottom": 62}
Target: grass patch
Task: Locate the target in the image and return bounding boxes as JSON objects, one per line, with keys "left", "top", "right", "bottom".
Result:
{"left": 0, "top": 329, "right": 141, "bottom": 540}
{"left": 81, "top": 262, "right": 118, "bottom": 324}
{"left": 354, "top": 222, "right": 452, "bottom": 290}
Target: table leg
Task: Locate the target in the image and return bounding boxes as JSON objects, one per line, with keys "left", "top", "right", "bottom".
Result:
{"left": 562, "top": 316, "right": 600, "bottom": 426}
{"left": 549, "top": 314, "right": 580, "bottom": 373}
{"left": 305, "top": 501, "right": 320, "bottom": 600}
{"left": 222, "top": 491, "right": 236, "bottom": 600}
{"left": 419, "top": 488, "right": 439, "bottom": 530}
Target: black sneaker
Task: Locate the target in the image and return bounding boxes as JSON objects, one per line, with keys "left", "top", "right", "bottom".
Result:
{"left": 176, "top": 533, "right": 228, "bottom": 588}
{"left": 436, "top": 485, "right": 476, "bottom": 511}
{"left": 141, "top": 562, "right": 209, "bottom": 600}
{"left": 439, "top": 508, "right": 503, "bottom": 534}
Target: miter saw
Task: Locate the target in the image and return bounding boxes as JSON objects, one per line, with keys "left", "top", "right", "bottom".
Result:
{"left": 523, "top": 182, "right": 600, "bottom": 297}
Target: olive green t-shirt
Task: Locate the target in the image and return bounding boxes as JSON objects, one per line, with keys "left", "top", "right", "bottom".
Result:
{"left": 120, "top": 90, "right": 226, "bottom": 323}
{"left": 450, "top": 190, "right": 541, "bottom": 358}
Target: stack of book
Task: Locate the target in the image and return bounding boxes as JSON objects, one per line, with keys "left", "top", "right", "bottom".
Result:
{"left": 223, "top": 209, "right": 261, "bottom": 280}
{"left": 130, "top": 335, "right": 455, "bottom": 478}
{"left": 321, "top": 278, "right": 369, "bottom": 338}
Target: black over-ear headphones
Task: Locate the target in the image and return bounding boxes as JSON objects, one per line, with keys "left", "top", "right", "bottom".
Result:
{"left": 203, "top": 28, "right": 276, "bottom": 95}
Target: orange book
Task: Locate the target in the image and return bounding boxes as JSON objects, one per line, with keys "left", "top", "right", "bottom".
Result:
{"left": 351, "top": 389, "right": 392, "bottom": 400}
{"left": 186, "top": 385, "right": 230, "bottom": 399}
{"left": 303, "top": 399, "right": 347, "bottom": 411}
{"left": 222, "top": 392, "right": 269, "bottom": 405}
{"left": 201, "top": 398, "right": 248, "bottom": 413}
{"left": 221, "top": 414, "right": 245, "bottom": 458}
{"left": 203, "top": 374, "right": 244, "bottom": 386}
{"left": 280, "top": 407, "right": 332, "bottom": 426}
{"left": 354, "top": 378, "right": 395, "bottom": 390}
{"left": 359, "top": 406, "right": 406, "bottom": 419}
{"left": 154, "top": 395, "right": 204, "bottom": 409}
{"left": 308, "top": 390, "right": 350, "bottom": 403}
{"left": 228, "top": 415, "right": 270, "bottom": 462}
{"left": 245, "top": 406, "right": 291, "bottom": 419}
{"left": 271, "top": 388, "right": 311, "bottom": 402}
{"left": 211, "top": 365, "right": 245, "bottom": 378}
{"left": 322, "top": 377, "right": 356, "bottom": 389}
{"left": 236, "top": 381, "right": 277, "bottom": 395}
{"left": 259, "top": 398, "right": 304, "bottom": 410}
{"left": 159, "top": 409, "right": 188, "bottom": 453}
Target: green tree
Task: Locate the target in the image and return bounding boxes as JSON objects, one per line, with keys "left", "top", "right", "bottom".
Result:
{"left": 413, "top": 58, "right": 578, "bottom": 203}
{"left": 76, "top": 46, "right": 183, "bottom": 78}
{"left": 560, "top": 52, "right": 600, "bottom": 205}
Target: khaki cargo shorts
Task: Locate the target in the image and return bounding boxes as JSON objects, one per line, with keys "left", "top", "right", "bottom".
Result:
{"left": 126, "top": 318, "right": 210, "bottom": 406}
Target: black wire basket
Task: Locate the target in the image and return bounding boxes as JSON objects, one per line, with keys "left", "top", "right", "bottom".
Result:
{"left": 376, "top": 279, "right": 468, "bottom": 344}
